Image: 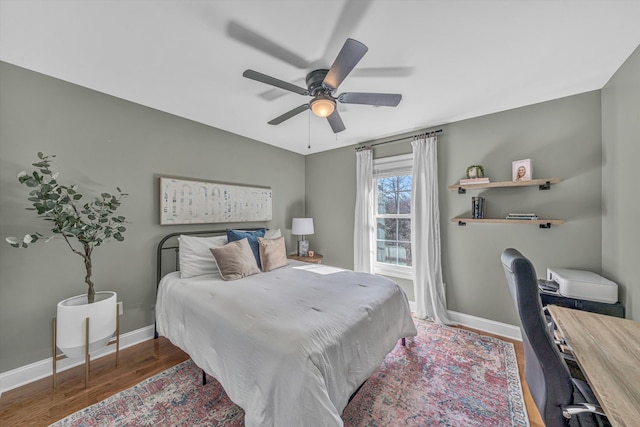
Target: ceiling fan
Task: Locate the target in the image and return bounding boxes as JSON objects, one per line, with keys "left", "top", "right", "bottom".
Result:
{"left": 242, "top": 38, "right": 402, "bottom": 133}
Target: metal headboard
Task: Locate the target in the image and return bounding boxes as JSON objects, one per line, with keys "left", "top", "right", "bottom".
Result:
{"left": 155, "top": 227, "right": 265, "bottom": 289}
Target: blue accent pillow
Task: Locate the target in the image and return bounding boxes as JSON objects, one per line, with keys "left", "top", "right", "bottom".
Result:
{"left": 226, "top": 228, "right": 266, "bottom": 268}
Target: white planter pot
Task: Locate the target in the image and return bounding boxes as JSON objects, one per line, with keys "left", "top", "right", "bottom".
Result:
{"left": 56, "top": 291, "right": 117, "bottom": 358}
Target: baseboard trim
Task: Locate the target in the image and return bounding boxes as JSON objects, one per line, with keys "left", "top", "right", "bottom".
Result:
{"left": 1, "top": 310, "right": 522, "bottom": 396}
{"left": 407, "top": 302, "right": 521, "bottom": 341}
{"left": 448, "top": 310, "right": 522, "bottom": 341}
{"left": 0, "top": 325, "right": 155, "bottom": 396}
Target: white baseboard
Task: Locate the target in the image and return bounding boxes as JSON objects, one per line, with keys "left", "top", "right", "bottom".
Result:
{"left": 447, "top": 310, "right": 522, "bottom": 341}
{"left": 0, "top": 325, "right": 155, "bottom": 397}
{"left": 408, "top": 302, "right": 522, "bottom": 341}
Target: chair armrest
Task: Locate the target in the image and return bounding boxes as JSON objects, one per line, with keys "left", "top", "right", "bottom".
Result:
{"left": 562, "top": 402, "right": 607, "bottom": 419}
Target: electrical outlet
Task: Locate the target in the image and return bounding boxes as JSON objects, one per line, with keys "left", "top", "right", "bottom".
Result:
{"left": 117, "top": 301, "right": 123, "bottom": 316}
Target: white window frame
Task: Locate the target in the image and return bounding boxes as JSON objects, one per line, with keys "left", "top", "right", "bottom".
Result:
{"left": 373, "top": 153, "right": 413, "bottom": 280}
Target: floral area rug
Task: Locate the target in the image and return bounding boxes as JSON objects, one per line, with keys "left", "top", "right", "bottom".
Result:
{"left": 50, "top": 319, "right": 528, "bottom": 427}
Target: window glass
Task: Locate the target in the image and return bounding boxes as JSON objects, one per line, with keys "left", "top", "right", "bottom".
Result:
{"left": 375, "top": 174, "right": 412, "bottom": 268}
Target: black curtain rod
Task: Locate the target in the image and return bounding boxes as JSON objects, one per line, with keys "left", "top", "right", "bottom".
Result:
{"left": 355, "top": 129, "right": 442, "bottom": 151}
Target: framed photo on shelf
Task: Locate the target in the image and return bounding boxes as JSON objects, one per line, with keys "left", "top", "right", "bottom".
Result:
{"left": 512, "top": 159, "right": 532, "bottom": 181}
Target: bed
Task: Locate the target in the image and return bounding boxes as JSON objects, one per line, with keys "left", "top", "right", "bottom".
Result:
{"left": 155, "top": 229, "right": 417, "bottom": 427}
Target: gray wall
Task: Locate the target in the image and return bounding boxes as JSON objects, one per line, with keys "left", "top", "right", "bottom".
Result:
{"left": 0, "top": 62, "right": 306, "bottom": 373}
{"left": 4, "top": 49, "right": 636, "bottom": 375}
{"left": 306, "top": 91, "right": 603, "bottom": 326}
{"left": 602, "top": 45, "right": 640, "bottom": 321}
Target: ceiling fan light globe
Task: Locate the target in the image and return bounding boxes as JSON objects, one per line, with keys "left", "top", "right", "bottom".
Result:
{"left": 311, "top": 98, "right": 335, "bottom": 118}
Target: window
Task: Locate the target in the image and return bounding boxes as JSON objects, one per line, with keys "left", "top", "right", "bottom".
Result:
{"left": 373, "top": 154, "right": 413, "bottom": 279}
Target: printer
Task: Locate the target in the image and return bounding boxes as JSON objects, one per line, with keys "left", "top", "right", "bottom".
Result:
{"left": 545, "top": 268, "right": 618, "bottom": 304}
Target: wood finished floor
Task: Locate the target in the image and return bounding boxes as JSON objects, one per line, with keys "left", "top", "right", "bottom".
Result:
{"left": 0, "top": 329, "right": 544, "bottom": 427}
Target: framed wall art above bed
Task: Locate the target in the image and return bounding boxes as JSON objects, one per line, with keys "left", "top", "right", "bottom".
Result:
{"left": 159, "top": 177, "right": 272, "bottom": 225}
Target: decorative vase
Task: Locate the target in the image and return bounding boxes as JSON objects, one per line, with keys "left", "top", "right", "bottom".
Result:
{"left": 56, "top": 291, "right": 117, "bottom": 358}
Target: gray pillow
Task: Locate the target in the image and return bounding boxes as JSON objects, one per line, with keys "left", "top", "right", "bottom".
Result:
{"left": 210, "top": 238, "right": 260, "bottom": 281}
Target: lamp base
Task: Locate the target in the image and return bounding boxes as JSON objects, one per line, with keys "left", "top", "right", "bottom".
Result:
{"left": 297, "top": 240, "right": 309, "bottom": 257}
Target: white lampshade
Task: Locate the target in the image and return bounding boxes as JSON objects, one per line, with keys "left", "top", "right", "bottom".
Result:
{"left": 292, "top": 218, "right": 314, "bottom": 236}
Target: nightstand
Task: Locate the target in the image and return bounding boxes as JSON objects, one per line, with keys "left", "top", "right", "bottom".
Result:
{"left": 287, "top": 253, "right": 324, "bottom": 264}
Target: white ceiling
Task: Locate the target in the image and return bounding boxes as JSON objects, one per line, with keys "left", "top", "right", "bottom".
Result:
{"left": 2, "top": 0, "right": 640, "bottom": 155}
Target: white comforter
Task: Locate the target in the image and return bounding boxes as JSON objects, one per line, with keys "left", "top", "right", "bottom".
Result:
{"left": 156, "top": 262, "right": 416, "bottom": 427}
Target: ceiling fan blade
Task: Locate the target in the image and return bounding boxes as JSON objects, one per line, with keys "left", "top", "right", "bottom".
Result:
{"left": 323, "top": 38, "right": 368, "bottom": 90}
{"left": 350, "top": 66, "right": 414, "bottom": 78}
{"left": 227, "top": 21, "right": 311, "bottom": 69}
{"left": 327, "top": 109, "right": 346, "bottom": 133}
{"left": 323, "top": 0, "right": 372, "bottom": 63}
{"left": 338, "top": 92, "right": 402, "bottom": 107}
{"left": 268, "top": 104, "right": 310, "bottom": 125}
{"left": 260, "top": 77, "right": 307, "bottom": 101}
{"left": 243, "top": 70, "right": 309, "bottom": 95}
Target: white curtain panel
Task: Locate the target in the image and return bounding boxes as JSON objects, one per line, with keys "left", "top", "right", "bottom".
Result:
{"left": 354, "top": 149, "right": 374, "bottom": 273}
{"left": 411, "top": 136, "right": 453, "bottom": 324}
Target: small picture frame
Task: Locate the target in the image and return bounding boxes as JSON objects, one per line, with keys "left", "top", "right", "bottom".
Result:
{"left": 512, "top": 159, "right": 532, "bottom": 181}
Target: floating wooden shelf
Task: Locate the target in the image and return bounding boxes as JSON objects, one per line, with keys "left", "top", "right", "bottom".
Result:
{"left": 448, "top": 178, "right": 561, "bottom": 194}
{"left": 451, "top": 217, "right": 566, "bottom": 228}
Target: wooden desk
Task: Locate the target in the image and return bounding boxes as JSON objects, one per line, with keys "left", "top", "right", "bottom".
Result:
{"left": 547, "top": 305, "right": 640, "bottom": 427}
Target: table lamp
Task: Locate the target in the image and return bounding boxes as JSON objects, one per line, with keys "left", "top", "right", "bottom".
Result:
{"left": 292, "top": 218, "right": 314, "bottom": 256}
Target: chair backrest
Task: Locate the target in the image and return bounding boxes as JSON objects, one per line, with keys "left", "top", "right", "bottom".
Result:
{"left": 501, "top": 248, "right": 575, "bottom": 426}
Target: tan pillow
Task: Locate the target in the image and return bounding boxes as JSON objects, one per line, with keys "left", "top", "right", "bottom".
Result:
{"left": 209, "top": 238, "right": 260, "bottom": 281}
{"left": 258, "top": 236, "right": 288, "bottom": 272}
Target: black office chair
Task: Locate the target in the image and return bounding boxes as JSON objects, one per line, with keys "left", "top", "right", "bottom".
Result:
{"left": 500, "top": 248, "right": 610, "bottom": 427}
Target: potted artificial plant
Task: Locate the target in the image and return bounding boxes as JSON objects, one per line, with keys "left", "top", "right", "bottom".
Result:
{"left": 6, "top": 152, "right": 128, "bottom": 357}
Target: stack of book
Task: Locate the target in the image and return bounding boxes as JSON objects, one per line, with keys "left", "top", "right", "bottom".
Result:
{"left": 472, "top": 197, "right": 486, "bottom": 219}
{"left": 460, "top": 177, "right": 490, "bottom": 185}
{"left": 506, "top": 213, "right": 539, "bottom": 220}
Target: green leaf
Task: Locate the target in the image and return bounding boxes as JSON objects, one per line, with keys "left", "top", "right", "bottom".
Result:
{"left": 37, "top": 152, "right": 44, "bottom": 159}
{"left": 73, "top": 194, "right": 82, "bottom": 200}
{"left": 117, "top": 226, "right": 126, "bottom": 232}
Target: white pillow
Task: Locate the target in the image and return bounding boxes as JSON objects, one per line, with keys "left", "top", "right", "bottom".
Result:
{"left": 179, "top": 234, "right": 228, "bottom": 278}
{"left": 264, "top": 228, "right": 282, "bottom": 239}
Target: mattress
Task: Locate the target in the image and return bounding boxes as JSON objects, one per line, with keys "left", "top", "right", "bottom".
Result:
{"left": 156, "top": 262, "right": 416, "bottom": 427}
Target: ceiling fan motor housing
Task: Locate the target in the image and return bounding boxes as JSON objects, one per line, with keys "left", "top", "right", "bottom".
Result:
{"left": 306, "top": 69, "right": 331, "bottom": 96}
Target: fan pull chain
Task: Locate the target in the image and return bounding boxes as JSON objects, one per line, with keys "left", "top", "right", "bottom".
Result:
{"left": 308, "top": 109, "right": 311, "bottom": 149}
